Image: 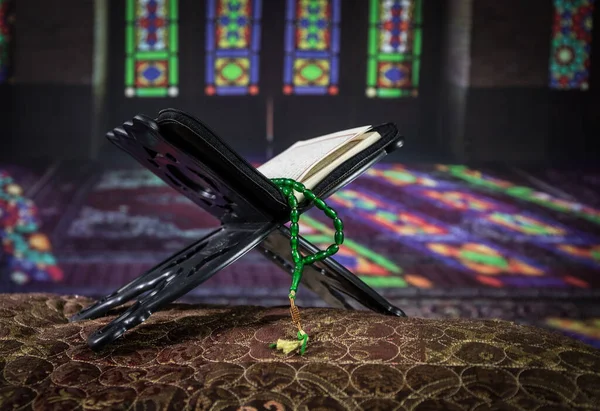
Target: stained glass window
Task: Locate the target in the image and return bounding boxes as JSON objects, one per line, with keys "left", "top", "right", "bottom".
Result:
{"left": 549, "top": 0, "right": 595, "bottom": 90}
{"left": 0, "top": 0, "right": 14, "bottom": 84}
{"left": 205, "top": 0, "right": 262, "bottom": 96}
{"left": 125, "top": 0, "right": 179, "bottom": 98}
{"left": 366, "top": 0, "right": 422, "bottom": 98}
{"left": 283, "top": 0, "right": 341, "bottom": 95}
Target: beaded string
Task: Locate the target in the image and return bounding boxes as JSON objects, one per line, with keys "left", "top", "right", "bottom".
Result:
{"left": 268, "top": 178, "right": 344, "bottom": 355}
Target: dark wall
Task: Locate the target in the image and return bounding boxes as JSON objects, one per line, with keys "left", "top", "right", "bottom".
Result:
{"left": 470, "top": 0, "right": 551, "bottom": 88}
{"left": 548, "top": 1, "right": 600, "bottom": 164}
{"left": 0, "top": 85, "right": 14, "bottom": 154}
{"left": 456, "top": 0, "right": 600, "bottom": 165}
{"left": 105, "top": 0, "right": 445, "bottom": 160}
{"left": 5, "top": 0, "right": 599, "bottom": 164}
{"left": 438, "top": 0, "right": 472, "bottom": 161}
{"left": 15, "top": 1, "right": 93, "bottom": 83}
{"left": 465, "top": 0, "right": 552, "bottom": 164}
{"left": 269, "top": 0, "right": 446, "bottom": 157}
{"left": 0, "top": 0, "right": 15, "bottom": 156}
{"left": 5, "top": 0, "right": 95, "bottom": 161}
{"left": 105, "top": 0, "right": 268, "bottom": 158}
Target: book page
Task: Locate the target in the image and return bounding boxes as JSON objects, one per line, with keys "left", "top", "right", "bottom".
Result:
{"left": 257, "top": 126, "right": 372, "bottom": 180}
{"left": 300, "top": 131, "right": 381, "bottom": 184}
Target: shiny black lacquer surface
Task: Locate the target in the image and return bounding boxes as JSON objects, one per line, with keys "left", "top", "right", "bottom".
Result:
{"left": 71, "top": 112, "right": 406, "bottom": 350}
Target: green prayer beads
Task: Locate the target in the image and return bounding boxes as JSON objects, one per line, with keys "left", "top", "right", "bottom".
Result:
{"left": 271, "top": 178, "right": 345, "bottom": 298}
{"left": 269, "top": 178, "right": 345, "bottom": 356}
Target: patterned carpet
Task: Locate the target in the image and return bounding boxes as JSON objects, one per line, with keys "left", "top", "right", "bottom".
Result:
{"left": 1, "top": 160, "right": 599, "bottom": 347}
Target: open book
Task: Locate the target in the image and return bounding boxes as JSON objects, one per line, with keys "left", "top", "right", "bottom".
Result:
{"left": 257, "top": 126, "right": 381, "bottom": 201}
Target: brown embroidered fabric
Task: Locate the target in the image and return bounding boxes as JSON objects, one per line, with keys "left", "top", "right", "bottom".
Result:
{"left": 0, "top": 293, "right": 599, "bottom": 410}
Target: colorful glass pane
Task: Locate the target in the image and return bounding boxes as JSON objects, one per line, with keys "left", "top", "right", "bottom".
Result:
{"left": 205, "top": 0, "right": 262, "bottom": 96}
{"left": 283, "top": 0, "right": 341, "bottom": 95}
{"left": 366, "top": 0, "right": 422, "bottom": 98}
{"left": 125, "top": 0, "right": 179, "bottom": 98}
{"left": 0, "top": 170, "right": 64, "bottom": 285}
{"left": 0, "top": 0, "right": 14, "bottom": 84}
{"left": 549, "top": 0, "right": 595, "bottom": 90}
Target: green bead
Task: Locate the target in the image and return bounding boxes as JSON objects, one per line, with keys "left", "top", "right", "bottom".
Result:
{"left": 324, "top": 207, "right": 337, "bottom": 219}
{"left": 314, "top": 198, "right": 326, "bottom": 210}
{"left": 291, "top": 249, "right": 301, "bottom": 263}
{"left": 290, "top": 223, "right": 299, "bottom": 236}
{"left": 304, "top": 190, "right": 316, "bottom": 200}
{"left": 315, "top": 250, "right": 328, "bottom": 261}
{"left": 303, "top": 254, "right": 316, "bottom": 264}
{"left": 334, "top": 218, "right": 344, "bottom": 231}
{"left": 288, "top": 196, "right": 298, "bottom": 208}
{"left": 290, "top": 209, "right": 299, "bottom": 222}
{"left": 271, "top": 178, "right": 347, "bottom": 303}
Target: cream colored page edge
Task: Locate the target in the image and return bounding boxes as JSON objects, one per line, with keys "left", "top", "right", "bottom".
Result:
{"left": 300, "top": 131, "right": 382, "bottom": 191}
{"left": 257, "top": 125, "right": 372, "bottom": 180}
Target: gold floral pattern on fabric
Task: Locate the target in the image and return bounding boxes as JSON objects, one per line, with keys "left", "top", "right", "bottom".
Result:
{"left": 0, "top": 293, "right": 598, "bottom": 410}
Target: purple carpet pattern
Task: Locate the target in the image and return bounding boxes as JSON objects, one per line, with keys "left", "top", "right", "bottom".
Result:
{"left": 1, "top": 161, "right": 599, "bottom": 347}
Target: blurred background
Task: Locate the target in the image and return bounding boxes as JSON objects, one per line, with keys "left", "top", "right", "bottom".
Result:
{"left": 0, "top": 0, "right": 599, "bottom": 347}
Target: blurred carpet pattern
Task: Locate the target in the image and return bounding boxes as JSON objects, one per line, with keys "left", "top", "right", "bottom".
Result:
{"left": 1, "top": 161, "right": 599, "bottom": 347}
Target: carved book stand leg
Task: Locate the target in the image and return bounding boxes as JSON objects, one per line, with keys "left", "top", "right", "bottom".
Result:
{"left": 71, "top": 113, "right": 406, "bottom": 350}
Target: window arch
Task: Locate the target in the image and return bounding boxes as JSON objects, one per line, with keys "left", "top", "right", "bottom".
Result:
{"left": 124, "top": 0, "right": 179, "bottom": 98}
{"left": 282, "top": 0, "right": 342, "bottom": 95}
{"left": 205, "top": 0, "right": 263, "bottom": 96}
{"left": 366, "top": 0, "right": 423, "bottom": 98}
{"left": 121, "top": 0, "right": 428, "bottom": 98}
{"left": 549, "top": 0, "right": 595, "bottom": 90}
